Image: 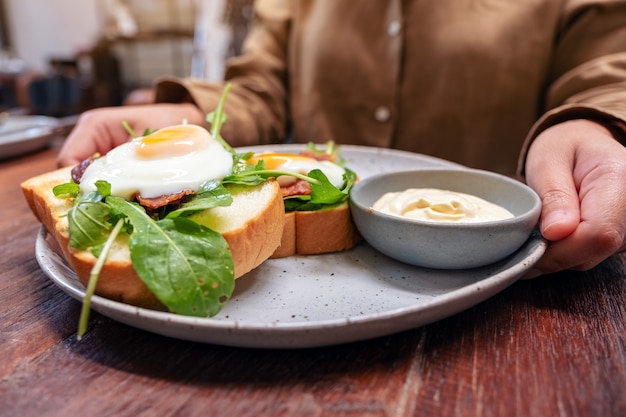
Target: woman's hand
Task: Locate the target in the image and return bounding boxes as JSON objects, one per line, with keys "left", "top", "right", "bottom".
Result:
{"left": 57, "top": 102, "right": 205, "bottom": 167}
{"left": 524, "top": 119, "right": 626, "bottom": 277}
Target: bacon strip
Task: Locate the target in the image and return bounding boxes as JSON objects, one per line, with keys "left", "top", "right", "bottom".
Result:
{"left": 280, "top": 179, "right": 311, "bottom": 197}
{"left": 72, "top": 156, "right": 192, "bottom": 210}
{"left": 277, "top": 148, "right": 339, "bottom": 197}
{"left": 136, "top": 190, "right": 194, "bottom": 210}
{"left": 71, "top": 157, "right": 95, "bottom": 184}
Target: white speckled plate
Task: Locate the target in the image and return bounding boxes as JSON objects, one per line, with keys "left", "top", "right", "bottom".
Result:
{"left": 35, "top": 145, "right": 547, "bottom": 348}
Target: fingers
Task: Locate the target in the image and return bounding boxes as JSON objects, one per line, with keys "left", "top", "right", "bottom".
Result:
{"left": 57, "top": 108, "right": 132, "bottom": 167}
{"left": 528, "top": 219, "right": 623, "bottom": 276}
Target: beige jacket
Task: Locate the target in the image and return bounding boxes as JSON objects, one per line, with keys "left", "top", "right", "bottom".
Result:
{"left": 156, "top": 0, "right": 626, "bottom": 175}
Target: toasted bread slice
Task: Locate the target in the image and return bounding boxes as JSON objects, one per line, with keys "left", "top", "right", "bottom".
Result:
{"left": 270, "top": 202, "right": 362, "bottom": 258}
{"left": 21, "top": 166, "right": 284, "bottom": 309}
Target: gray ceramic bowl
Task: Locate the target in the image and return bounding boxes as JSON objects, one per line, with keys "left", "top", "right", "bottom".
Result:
{"left": 349, "top": 168, "right": 542, "bottom": 269}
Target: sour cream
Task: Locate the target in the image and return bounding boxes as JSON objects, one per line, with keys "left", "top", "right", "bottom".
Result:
{"left": 372, "top": 188, "right": 514, "bottom": 223}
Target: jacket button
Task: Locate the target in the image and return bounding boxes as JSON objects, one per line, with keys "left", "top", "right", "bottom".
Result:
{"left": 374, "top": 106, "right": 391, "bottom": 122}
{"left": 388, "top": 20, "right": 401, "bottom": 36}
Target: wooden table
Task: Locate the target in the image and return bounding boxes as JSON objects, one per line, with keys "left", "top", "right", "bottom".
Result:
{"left": 2, "top": 146, "right": 626, "bottom": 417}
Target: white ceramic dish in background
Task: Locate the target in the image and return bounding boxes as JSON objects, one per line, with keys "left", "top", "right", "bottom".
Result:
{"left": 0, "top": 115, "right": 60, "bottom": 159}
{"left": 0, "top": 114, "right": 78, "bottom": 160}
{"left": 350, "top": 168, "right": 542, "bottom": 269}
{"left": 34, "top": 145, "right": 547, "bottom": 349}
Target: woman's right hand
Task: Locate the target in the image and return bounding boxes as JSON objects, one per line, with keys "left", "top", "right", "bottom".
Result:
{"left": 57, "top": 102, "right": 205, "bottom": 167}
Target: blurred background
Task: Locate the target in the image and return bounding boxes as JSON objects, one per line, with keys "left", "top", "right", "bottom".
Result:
{"left": 0, "top": 0, "right": 253, "bottom": 117}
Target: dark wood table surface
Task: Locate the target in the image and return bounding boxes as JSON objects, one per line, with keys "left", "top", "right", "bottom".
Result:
{"left": 1, "top": 146, "right": 625, "bottom": 417}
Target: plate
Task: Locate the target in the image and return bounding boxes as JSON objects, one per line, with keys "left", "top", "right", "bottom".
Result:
{"left": 0, "top": 115, "right": 60, "bottom": 160}
{"left": 35, "top": 145, "right": 547, "bottom": 348}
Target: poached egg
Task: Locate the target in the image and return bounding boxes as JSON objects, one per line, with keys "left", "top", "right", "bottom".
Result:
{"left": 79, "top": 124, "right": 233, "bottom": 199}
{"left": 247, "top": 152, "right": 346, "bottom": 188}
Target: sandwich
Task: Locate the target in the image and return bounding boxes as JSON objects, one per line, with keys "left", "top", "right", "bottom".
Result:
{"left": 21, "top": 84, "right": 361, "bottom": 339}
{"left": 243, "top": 142, "right": 362, "bottom": 258}
{"left": 21, "top": 85, "right": 286, "bottom": 337}
{"left": 22, "top": 152, "right": 285, "bottom": 312}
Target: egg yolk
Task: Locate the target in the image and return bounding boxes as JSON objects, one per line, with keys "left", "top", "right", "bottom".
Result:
{"left": 246, "top": 151, "right": 346, "bottom": 189}
{"left": 247, "top": 153, "right": 316, "bottom": 170}
{"left": 135, "top": 125, "right": 211, "bottom": 159}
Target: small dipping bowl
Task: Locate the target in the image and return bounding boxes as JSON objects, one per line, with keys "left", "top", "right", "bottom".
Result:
{"left": 349, "top": 168, "right": 542, "bottom": 269}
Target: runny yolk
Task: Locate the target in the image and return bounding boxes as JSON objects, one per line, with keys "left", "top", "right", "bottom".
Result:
{"left": 247, "top": 153, "right": 316, "bottom": 170}
{"left": 135, "top": 125, "right": 210, "bottom": 159}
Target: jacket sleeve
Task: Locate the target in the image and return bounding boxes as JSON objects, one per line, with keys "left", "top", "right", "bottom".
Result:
{"left": 517, "top": 0, "right": 626, "bottom": 174}
{"left": 153, "top": 0, "right": 291, "bottom": 147}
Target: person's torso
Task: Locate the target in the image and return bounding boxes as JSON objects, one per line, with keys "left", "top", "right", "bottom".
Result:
{"left": 287, "top": 0, "right": 564, "bottom": 174}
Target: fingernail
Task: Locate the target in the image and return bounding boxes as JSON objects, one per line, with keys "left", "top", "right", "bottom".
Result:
{"left": 541, "top": 210, "right": 566, "bottom": 234}
{"left": 521, "top": 268, "right": 542, "bottom": 280}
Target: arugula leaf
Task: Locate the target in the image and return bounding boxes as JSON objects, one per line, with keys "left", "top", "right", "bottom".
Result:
{"left": 122, "top": 121, "right": 154, "bottom": 138}
{"left": 77, "top": 218, "right": 125, "bottom": 340}
{"left": 68, "top": 189, "right": 113, "bottom": 250}
{"left": 282, "top": 167, "right": 357, "bottom": 212}
{"left": 223, "top": 158, "right": 322, "bottom": 187}
{"left": 94, "top": 180, "right": 111, "bottom": 198}
{"left": 206, "top": 83, "right": 269, "bottom": 178}
{"left": 308, "top": 169, "right": 349, "bottom": 204}
{"left": 122, "top": 120, "right": 138, "bottom": 138}
{"left": 166, "top": 180, "right": 233, "bottom": 218}
{"left": 60, "top": 179, "right": 124, "bottom": 252}
{"left": 206, "top": 82, "right": 234, "bottom": 154}
{"left": 53, "top": 182, "right": 79, "bottom": 197}
{"left": 283, "top": 195, "right": 311, "bottom": 212}
{"left": 106, "top": 196, "right": 235, "bottom": 317}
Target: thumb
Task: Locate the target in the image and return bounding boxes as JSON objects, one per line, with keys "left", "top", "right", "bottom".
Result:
{"left": 525, "top": 140, "right": 580, "bottom": 242}
{"left": 534, "top": 182, "right": 580, "bottom": 241}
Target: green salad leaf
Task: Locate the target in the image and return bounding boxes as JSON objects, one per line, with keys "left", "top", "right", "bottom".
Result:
{"left": 106, "top": 196, "right": 234, "bottom": 317}
{"left": 165, "top": 179, "right": 233, "bottom": 218}
{"left": 77, "top": 217, "right": 125, "bottom": 340}
{"left": 206, "top": 82, "right": 233, "bottom": 153}
{"left": 68, "top": 201, "right": 111, "bottom": 250}
{"left": 283, "top": 166, "right": 357, "bottom": 212}
{"left": 53, "top": 182, "right": 79, "bottom": 197}
{"left": 309, "top": 168, "right": 355, "bottom": 204}
{"left": 122, "top": 120, "right": 154, "bottom": 138}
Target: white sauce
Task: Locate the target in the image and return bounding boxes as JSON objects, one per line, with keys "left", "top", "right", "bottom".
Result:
{"left": 372, "top": 188, "right": 514, "bottom": 223}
